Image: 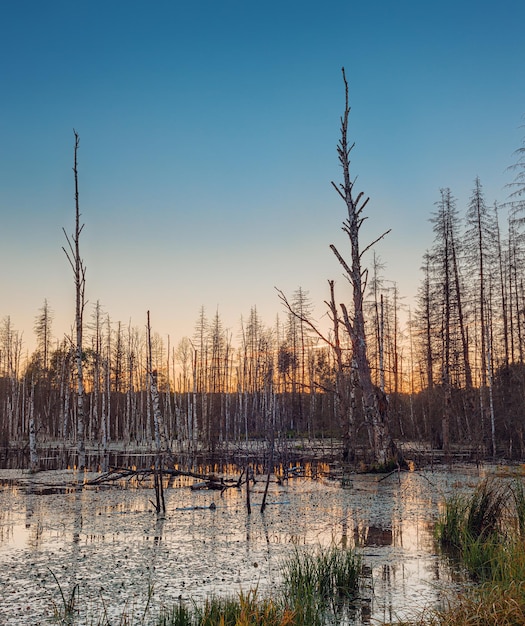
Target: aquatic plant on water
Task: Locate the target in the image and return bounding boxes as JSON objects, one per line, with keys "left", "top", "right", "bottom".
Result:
{"left": 44, "top": 545, "right": 362, "bottom": 626}
{"left": 49, "top": 567, "right": 79, "bottom": 626}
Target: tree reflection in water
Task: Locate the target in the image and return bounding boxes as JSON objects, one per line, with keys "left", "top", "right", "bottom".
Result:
{"left": 0, "top": 463, "right": 494, "bottom": 625}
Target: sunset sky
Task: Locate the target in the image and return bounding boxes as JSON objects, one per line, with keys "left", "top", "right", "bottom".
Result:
{"left": 1, "top": 0, "right": 524, "bottom": 354}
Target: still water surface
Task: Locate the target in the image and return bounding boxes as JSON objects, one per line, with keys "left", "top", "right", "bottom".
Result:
{"left": 0, "top": 463, "right": 500, "bottom": 625}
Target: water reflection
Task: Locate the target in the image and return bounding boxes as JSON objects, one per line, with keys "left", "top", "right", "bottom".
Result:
{"left": 0, "top": 463, "right": 492, "bottom": 625}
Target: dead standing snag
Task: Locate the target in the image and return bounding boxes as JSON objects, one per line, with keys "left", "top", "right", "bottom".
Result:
{"left": 62, "top": 130, "right": 87, "bottom": 470}
{"left": 278, "top": 69, "right": 398, "bottom": 467}
{"left": 330, "top": 68, "right": 397, "bottom": 467}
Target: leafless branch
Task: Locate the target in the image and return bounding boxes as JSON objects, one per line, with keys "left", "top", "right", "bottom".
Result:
{"left": 339, "top": 302, "right": 356, "bottom": 344}
{"left": 275, "top": 287, "right": 335, "bottom": 349}
{"left": 360, "top": 229, "right": 392, "bottom": 259}
{"left": 331, "top": 180, "right": 346, "bottom": 201}
{"left": 330, "top": 243, "right": 353, "bottom": 277}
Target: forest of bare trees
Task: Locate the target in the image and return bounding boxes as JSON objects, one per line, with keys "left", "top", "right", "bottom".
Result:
{"left": 1, "top": 82, "right": 525, "bottom": 468}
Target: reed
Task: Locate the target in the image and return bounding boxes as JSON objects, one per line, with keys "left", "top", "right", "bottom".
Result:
{"left": 435, "top": 493, "right": 467, "bottom": 550}
{"left": 156, "top": 601, "right": 193, "bottom": 626}
{"left": 280, "top": 545, "right": 361, "bottom": 624}
{"left": 512, "top": 479, "right": 525, "bottom": 537}
{"left": 283, "top": 545, "right": 361, "bottom": 599}
{"left": 156, "top": 589, "right": 301, "bottom": 625}
{"left": 464, "top": 477, "right": 506, "bottom": 540}
{"left": 428, "top": 477, "right": 525, "bottom": 625}
{"left": 426, "top": 580, "right": 525, "bottom": 626}
{"left": 435, "top": 477, "right": 512, "bottom": 580}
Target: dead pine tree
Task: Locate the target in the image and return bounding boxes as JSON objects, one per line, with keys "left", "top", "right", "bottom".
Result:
{"left": 261, "top": 365, "right": 276, "bottom": 513}
{"left": 147, "top": 311, "right": 167, "bottom": 515}
{"left": 62, "top": 130, "right": 87, "bottom": 470}
{"left": 278, "top": 69, "right": 399, "bottom": 468}
{"left": 330, "top": 68, "right": 398, "bottom": 468}
{"left": 28, "top": 378, "right": 39, "bottom": 473}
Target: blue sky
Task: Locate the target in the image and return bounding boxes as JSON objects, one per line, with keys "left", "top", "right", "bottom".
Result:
{"left": 1, "top": 0, "right": 524, "bottom": 353}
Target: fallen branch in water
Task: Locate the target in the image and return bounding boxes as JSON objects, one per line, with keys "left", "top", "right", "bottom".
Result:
{"left": 85, "top": 466, "right": 242, "bottom": 491}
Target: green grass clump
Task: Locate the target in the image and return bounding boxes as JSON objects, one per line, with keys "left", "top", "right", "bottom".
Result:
{"left": 282, "top": 545, "right": 360, "bottom": 602}
{"left": 464, "top": 477, "right": 506, "bottom": 540}
{"left": 156, "top": 601, "right": 193, "bottom": 626}
{"left": 435, "top": 477, "right": 512, "bottom": 580}
{"left": 426, "top": 476, "right": 525, "bottom": 626}
{"left": 435, "top": 493, "right": 468, "bottom": 550}
{"left": 281, "top": 545, "right": 361, "bottom": 624}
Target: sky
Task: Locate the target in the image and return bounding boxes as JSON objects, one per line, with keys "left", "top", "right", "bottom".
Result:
{"left": 1, "top": 0, "right": 524, "bottom": 355}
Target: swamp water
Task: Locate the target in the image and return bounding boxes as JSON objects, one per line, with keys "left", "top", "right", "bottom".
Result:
{"left": 0, "top": 463, "right": 502, "bottom": 625}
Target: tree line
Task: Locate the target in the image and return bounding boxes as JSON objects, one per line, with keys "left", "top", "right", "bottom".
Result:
{"left": 1, "top": 74, "right": 524, "bottom": 467}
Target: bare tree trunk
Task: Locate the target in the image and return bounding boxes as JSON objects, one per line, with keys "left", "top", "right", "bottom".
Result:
{"left": 327, "top": 280, "right": 354, "bottom": 462}
{"left": 330, "top": 68, "right": 395, "bottom": 467}
{"left": 494, "top": 203, "right": 510, "bottom": 368}
{"left": 147, "top": 312, "right": 167, "bottom": 454}
{"left": 421, "top": 253, "right": 435, "bottom": 389}
{"left": 28, "top": 379, "right": 39, "bottom": 472}
{"left": 485, "top": 310, "right": 497, "bottom": 458}
{"left": 62, "top": 131, "right": 87, "bottom": 470}
{"left": 147, "top": 312, "right": 167, "bottom": 515}
{"left": 450, "top": 220, "right": 472, "bottom": 389}
{"left": 61, "top": 350, "right": 71, "bottom": 440}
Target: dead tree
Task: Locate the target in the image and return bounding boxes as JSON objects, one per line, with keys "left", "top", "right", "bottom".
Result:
{"left": 275, "top": 70, "right": 400, "bottom": 467}
{"left": 147, "top": 311, "right": 167, "bottom": 514}
{"left": 28, "top": 378, "right": 39, "bottom": 472}
{"left": 62, "top": 130, "right": 87, "bottom": 470}
{"left": 330, "top": 68, "right": 397, "bottom": 466}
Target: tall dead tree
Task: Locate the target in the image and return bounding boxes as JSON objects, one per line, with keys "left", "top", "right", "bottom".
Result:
{"left": 330, "top": 68, "right": 396, "bottom": 466}
{"left": 63, "top": 130, "right": 87, "bottom": 469}
{"left": 147, "top": 311, "right": 167, "bottom": 514}
{"left": 277, "top": 69, "right": 398, "bottom": 466}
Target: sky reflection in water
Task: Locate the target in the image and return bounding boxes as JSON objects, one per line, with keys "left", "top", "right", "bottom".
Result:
{"left": 0, "top": 465, "right": 489, "bottom": 625}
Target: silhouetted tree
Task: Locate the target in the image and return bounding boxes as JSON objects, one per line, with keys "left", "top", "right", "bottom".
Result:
{"left": 62, "top": 130, "right": 87, "bottom": 469}
{"left": 329, "top": 68, "right": 396, "bottom": 466}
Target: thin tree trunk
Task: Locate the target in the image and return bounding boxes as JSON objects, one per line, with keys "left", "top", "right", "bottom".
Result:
{"left": 62, "top": 131, "right": 87, "bottom": 470}
{"left": 147, "top": 312, "right": 167, "bottom": 515}
{"left": 28, "top": 379, "right": 39, "bottom": 472}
